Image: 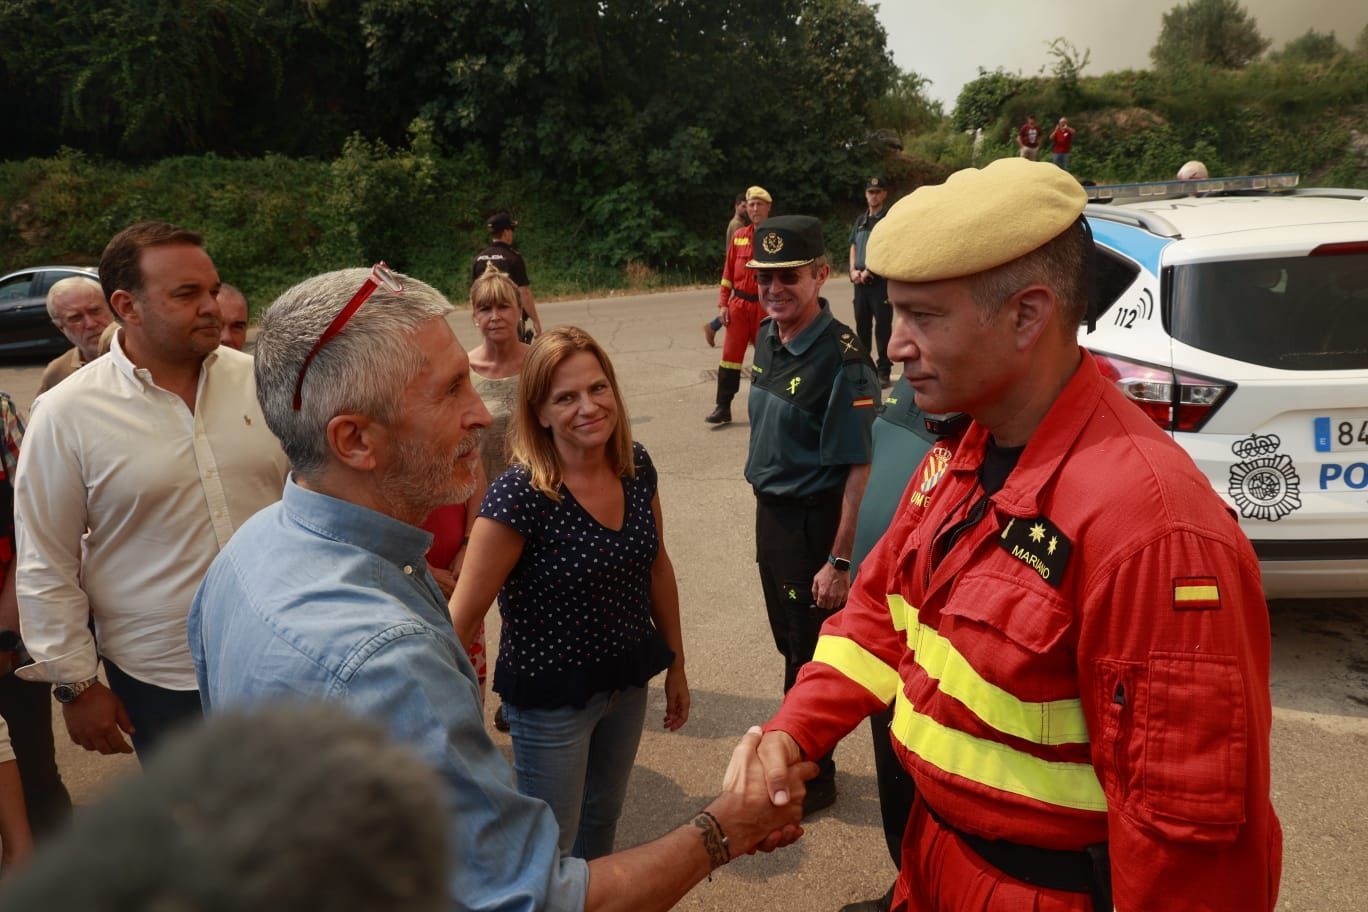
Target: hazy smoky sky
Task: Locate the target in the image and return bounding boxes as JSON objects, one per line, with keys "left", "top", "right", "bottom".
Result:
{"left": 877, "top": 1, "right": 1367, "bottom": 108}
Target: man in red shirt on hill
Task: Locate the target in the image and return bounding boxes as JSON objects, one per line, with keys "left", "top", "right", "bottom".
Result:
{"left": 1051, "top": 117, "right": 1077, "bottom": 171}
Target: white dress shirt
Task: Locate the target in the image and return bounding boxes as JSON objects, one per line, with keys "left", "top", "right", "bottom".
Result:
{"left": 15, "top": 334, "right": 288, "bottom": 690}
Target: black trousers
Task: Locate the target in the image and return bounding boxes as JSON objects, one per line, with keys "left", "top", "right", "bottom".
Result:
{"left": 869, "top": 704, "right": 916, "bottom": 867}
{"left": 853, "top": 279, "right": 892, "bottom": 377}
{"left": 754, "top": 487, "right": 843, "bottom": 783}
{"left": 0, "top": 673, "right": 71, "bottom": 839}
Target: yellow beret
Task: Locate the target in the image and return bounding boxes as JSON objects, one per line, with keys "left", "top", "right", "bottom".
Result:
{"left": 745, "top": 186, "right": 773, "bottom": 203}
{"left": 866, "top": 158, "right": 1086, "bottom": 283}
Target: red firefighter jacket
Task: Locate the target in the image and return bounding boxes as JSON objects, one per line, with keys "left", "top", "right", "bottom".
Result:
{"left": 717, "top": 223, "right": 759, "bottom": 310}
{"left": 767, "top": 351, "right": 1282, "bottom": 911}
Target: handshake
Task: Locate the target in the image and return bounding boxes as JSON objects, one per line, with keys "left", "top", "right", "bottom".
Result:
{"left": 700, "top": 726, "right": 816, "bottom": 863}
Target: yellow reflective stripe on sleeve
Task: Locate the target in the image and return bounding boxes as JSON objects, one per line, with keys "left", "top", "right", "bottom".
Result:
{"left": 891, "top": 690, "right": 1106, "bottom": 812}
{"left": 733, "top": 235, "right": 749, "bottom": 245}
{"left": 812, "top": 635, "right": 900, "bottom": 703}
{"left": 888, "top": 595, "right": 1088, "bottom": 746}
{"left": 719, "top": 360, "right": 743, "bottom": 370}
{"left": 721, "top": 278, "right": 733, "bottom": 289}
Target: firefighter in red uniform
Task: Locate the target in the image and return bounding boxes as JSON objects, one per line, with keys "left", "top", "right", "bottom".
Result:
{"left": 706, "top": 186, "right": 772, "bottom": 424}
{"left": 743, "top": 158, "right": 1282, "bottom": 911}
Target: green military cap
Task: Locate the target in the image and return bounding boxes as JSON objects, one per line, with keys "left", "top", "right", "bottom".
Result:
{"left": 866, "top": 158, "right": 1086, "bottom": 283}
{"left": 746, "top": 215, "right": 825, "bottom": 269}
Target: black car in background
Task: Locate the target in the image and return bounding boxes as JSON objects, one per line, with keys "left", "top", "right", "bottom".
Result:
{"left": 0, "top": 266, "right": 96, "bottom": 358}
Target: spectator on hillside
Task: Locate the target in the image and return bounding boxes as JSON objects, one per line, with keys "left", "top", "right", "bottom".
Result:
{"left": 1050, "top": 117, "right": 1077, "bottom": 171}
{"left": 15, "top": 221, "right": 288, "bottom": 760}
{"left": 37, "top": 277, "right": 111, "bottom": 395}
{"left": 217, "top": 284, "right": 249, "bottom": 351}
{"left": 1016, "top": 114, "right": 1042, "bottom": 160}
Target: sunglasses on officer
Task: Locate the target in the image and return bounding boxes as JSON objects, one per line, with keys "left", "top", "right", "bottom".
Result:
{"left": 754, "top": 269, "right": 810, "bottom": 287}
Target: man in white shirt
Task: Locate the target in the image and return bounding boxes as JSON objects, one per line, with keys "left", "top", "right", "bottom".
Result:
{"left": 15, "top": 221, "right": 288, "bottom": 758}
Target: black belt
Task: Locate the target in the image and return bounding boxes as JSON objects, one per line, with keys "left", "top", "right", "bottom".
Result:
{"left": 923, "top": 800, "right": 1111, "bottom": 910}
{"left": 753, "top": 487, "right": 842, "bottom": 509}
{"left": 731, "top": 289, "right": 758, "bottom": 302}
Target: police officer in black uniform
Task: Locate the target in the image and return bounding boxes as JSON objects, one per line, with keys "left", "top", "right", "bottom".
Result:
{"left": 472, "top": 211, "right": 542, "bottom": 341}
{"left": 743, "top": 215, "right": 879, "bottom": 817}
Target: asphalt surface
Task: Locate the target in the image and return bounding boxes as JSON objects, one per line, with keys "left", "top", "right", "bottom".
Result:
{"left": 1, "top": 277, "right": 1365, "bottom": 910}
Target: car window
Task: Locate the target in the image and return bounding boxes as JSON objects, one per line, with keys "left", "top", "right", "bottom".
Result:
{"left": 1093, "top": 247, "right": 1142, "bottom": 319}
{"left": 1170, "top": 252, "right": 1368, "bottom": 370}
{"left": 0, "top": 272, "right": 35, "bottom": 302}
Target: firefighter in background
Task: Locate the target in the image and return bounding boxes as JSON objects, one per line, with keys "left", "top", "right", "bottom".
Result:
{"left": 706, "top": 186, "right": 772, "bottom": 424}
{"left": 746, "top": 158, "right": 1281, "bottom": 911}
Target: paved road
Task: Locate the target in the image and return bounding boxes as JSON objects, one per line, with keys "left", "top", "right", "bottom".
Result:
{"left": 2, "top": 278, "right": 1365, "bottom": 909}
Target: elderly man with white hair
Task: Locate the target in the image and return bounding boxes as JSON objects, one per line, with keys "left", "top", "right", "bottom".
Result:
{"left": 190, "top": 264, "right": 813, "bottom": 912}
{"left": 37, "top": 276, "right": 111, "bottom": 394}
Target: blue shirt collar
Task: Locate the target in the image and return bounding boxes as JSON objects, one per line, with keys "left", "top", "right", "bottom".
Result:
{"left": 777, "top": 299, "right": 834, "bottom": 356}
{"left": 281, "top": 476, "right": 434, "bottom": 569}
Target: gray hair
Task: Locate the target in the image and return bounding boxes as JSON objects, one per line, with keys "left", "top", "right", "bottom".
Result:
{"left": 255, "top": 268, "right": 452, "bottom": 478}
{"left": 0, "top": 705, "right": 448, "bottom": 912}
{"left": 45, "top": 275, "right": 104, "bottom": 325}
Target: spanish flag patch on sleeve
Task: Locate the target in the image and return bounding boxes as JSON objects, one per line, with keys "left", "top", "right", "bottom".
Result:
{"left": 1173, "top": 577, "right": 1221, "bottom": 610}
{"left": 852, "top": 397, "right": 875, "bottom": 408}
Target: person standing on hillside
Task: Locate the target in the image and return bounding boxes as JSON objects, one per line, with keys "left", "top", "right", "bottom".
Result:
{"left": 1051, "top": 117, "right": 1077, "bottom": 171}
{"left": 1016, "top": 114, "right": 1041, "bottom": 160}
{"left": 472, "top": 211, "right": 543, "bottom": 342}
{"left": 706, "top": 186, "right": 772, "bottom": 424}
{"left": 849, "top": 177, "right": 894, "bottom": 387}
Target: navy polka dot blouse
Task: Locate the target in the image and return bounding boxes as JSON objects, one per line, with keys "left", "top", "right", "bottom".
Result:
{"left": 480, "top": 441, "right": 674, "bottom": 709}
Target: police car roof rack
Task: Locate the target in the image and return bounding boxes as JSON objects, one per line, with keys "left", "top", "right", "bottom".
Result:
{"left": 1084, "top": 172, "right": 1300, "bottom": 204}
{"left": 1083, "top": 205, "right": 1183, "bottom": 239}
{"left": 1288, "top": 187, "right": 1368, "bottom": 202}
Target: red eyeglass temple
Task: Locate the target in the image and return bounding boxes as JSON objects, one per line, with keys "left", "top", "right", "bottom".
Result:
{"left": 291, "top": 263, "right": 396, "bottom": 410}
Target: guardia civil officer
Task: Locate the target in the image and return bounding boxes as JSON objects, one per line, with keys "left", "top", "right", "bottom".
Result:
{"left": 849, "top": 176, "right": 893, "bottom": 386}
{"left": 743, "top": 215, "right": 879, "bottom": 816}
{"left": 748, "top": 159, "right": 1281, "bottom": 911}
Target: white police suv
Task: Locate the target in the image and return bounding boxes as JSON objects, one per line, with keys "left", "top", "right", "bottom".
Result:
{"left": 1083, "top": 174, "right": 1368, "bottom": 598}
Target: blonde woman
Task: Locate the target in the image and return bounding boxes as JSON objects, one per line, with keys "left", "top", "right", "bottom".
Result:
{"left": 449, "top": 327, "right": 688, "bottom": 860}
{"left": 467, "top": 265, "right": 531, "bottom": 485}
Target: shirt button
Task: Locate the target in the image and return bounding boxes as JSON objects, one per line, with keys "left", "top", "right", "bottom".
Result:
{"left": 403, "top": 565, "right": 414, "bottom": 575}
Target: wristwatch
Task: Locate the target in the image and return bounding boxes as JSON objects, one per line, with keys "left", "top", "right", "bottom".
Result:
{"left": 53, "top": 677, "right": 99, "bottom": 704}
{"left": 827, "top": 554, "right": 851, "bottom": 573}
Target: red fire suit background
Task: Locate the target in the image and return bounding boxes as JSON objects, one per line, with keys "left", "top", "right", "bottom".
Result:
{"left": 767, "top": 352, "right": 1282, "bottom": 911}
{"left": 716, "top": 223, "right": 762, "bottom": 369}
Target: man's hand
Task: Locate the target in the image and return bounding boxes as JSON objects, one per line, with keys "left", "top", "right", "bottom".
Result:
{"left": 663, "top": 664, "right": 690, "bottom": 731}
{"left": 811, "top": 562, "right": 850, "bottom": 612}
{"left": 62, "top": 681, "right": 134, "bottom": 754}
{"left": 718, "top": 305, "right": 731, "bottom": 327}
{"left": 711, "top": 726, "right": 815, "bottom": 856}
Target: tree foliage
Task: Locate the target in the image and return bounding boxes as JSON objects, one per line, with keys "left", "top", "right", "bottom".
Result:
{"left": 1150, "top": 0, "right": 1270, "bottom": 70}
{"left": 1273, "top": 29, "right": 1346, "bottom": 64}
{"left": 952, "top": 67, "right": 1026, "bottom": 132}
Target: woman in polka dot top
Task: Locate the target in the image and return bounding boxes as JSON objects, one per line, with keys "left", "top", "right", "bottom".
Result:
{"left": 449, "top": 327, "right": 689, "bottom": 861}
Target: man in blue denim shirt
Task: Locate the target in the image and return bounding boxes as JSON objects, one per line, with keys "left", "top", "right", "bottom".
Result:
{"left": 190, "top": 266, "right": 812, "bottom": 912}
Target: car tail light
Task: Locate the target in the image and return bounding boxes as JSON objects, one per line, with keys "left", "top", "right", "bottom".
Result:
{"left": 1310, "top": 241, "right": 1368, "bottom": 256}
{"left": 1090, "top": 351, "right": 1234, "bottom": 432}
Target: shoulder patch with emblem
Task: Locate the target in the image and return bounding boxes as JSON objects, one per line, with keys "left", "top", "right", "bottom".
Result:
{"left": 997, "top": 515, "right": 1072, "bottom": 588}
